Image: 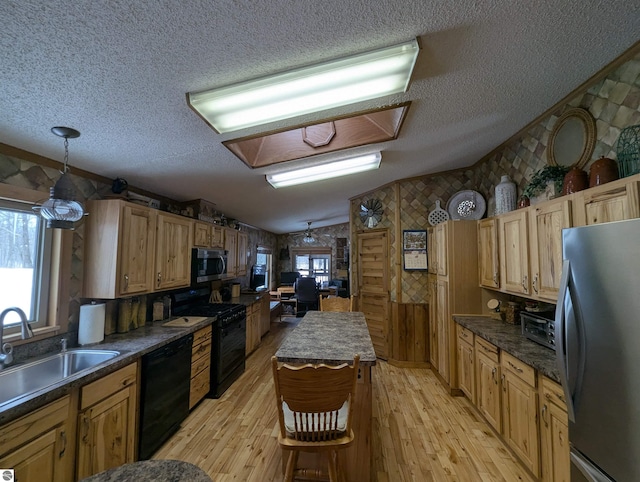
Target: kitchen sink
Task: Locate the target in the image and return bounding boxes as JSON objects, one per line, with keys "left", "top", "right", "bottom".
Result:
{"left": 0, "top": 349, "right": 120, "bottom": 407}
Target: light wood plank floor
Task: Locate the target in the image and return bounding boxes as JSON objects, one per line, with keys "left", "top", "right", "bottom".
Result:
{"left": 154, "top": 317, "right": 534, "bottom": 481}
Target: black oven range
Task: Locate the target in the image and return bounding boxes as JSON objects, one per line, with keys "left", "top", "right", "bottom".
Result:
{"left": 172, "top": 287, "right": 246, "bottom": 398}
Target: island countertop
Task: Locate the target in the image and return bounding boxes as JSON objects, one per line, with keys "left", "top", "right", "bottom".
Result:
{"left": 275, "top": 311, "right": 377, "bottom": 366}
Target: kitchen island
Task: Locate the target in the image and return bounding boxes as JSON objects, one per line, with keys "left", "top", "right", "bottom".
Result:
{"left": 275, "top": 311, "right": 376, "bottom": 481}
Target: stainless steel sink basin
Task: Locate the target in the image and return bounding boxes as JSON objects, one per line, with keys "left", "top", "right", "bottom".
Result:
{"left": 0, "top": 349, "right": 120, "bottom": 407}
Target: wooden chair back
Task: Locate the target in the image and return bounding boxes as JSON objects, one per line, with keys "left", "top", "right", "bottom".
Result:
{"left": 320, "top": 296, "right": 352, "bottom": 312}
{"left": 271, "top": 355, "right": 360, "bottom": 442}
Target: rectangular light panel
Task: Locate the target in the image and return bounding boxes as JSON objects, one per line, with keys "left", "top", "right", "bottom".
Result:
{"left": 188, "top": 39, "right": 419, "bottom": 133}
{"left": 266, "top": 152, "right": 381, "bottom": 188}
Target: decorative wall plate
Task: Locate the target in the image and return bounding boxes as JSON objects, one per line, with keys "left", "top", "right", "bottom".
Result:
{"left": 446, "top": 190, "right": 486, "bottom": 220}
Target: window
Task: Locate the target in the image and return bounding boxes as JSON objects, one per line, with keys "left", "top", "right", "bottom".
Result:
{"left": 292, "top": 249, "right": 331, "bottom": 285}
{"left": 256, "top": 249, "right": 272, "bottom": 290}
{"left": 0, "top": 199, "right": 52, "bottom": 332}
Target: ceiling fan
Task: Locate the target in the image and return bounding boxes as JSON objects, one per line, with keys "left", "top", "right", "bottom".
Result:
{"left": 291, "top": 222, "right": 331, "bottom": 244}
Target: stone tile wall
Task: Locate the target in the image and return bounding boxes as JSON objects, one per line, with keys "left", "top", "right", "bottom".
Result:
{"left": 353, "top": 50, "right": 640, "bottom": 304}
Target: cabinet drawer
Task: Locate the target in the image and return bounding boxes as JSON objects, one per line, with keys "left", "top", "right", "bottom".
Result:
{"left": 189, "top": 369, "right": 210, "bottom": 409}
{"left": 475, "top": 337, "right": 499, "bottom": 362}
{"left": 0, "top": 395, "right": 70, "bottom": 456}
{"left": 80, "top": 363, "right": 137, "bottom": 410}
{"left": 501, "top": 351, "right": 535, "bottom": 387}
{"left": 193, "top": 326, "right": 212, "bottom": 346}
{"left": 457, "top": 324, "right": 474, "bottom": 344}
{"left": 192, "top": 336, "right": 212, "bottom": 361}
{"left": 191, "top": 353, "right": 211, "bottom": 379}
{"left": 541, "top": 375, "right": 567, "bottom": 411}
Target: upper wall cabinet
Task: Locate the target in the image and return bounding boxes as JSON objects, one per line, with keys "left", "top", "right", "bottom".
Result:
{"left": 84, "top": 200, "right": 193, "bottom": 298}
{"left": 193, "top": 221, "right": 224, "bottom": 249}
{"left": 529, "top": 199, "right": 571, "bottom": 301}
{"left": 237, "top": 232, "right": 248, "bottom": 277}
{"left": 84, "top": 200, "right": 157, "bottom": 299}
{"left": 478, "top": 218, "right": 499, "bottom": 289}
{"left": 572, "top": 176, "right": 639, "bottom": 226}
{"left": 224, "top": 228, "right": 238, "bottom": 278}
{"left": 498, "top": 210, "right": 530, "bottom": 296}
{"left": 155, "top": 212, "right": 193, "bottom": 290}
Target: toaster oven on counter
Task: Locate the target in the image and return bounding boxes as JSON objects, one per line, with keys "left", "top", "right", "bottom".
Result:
{"left": 521, "top": 311, "right": 556, "bottom": 350}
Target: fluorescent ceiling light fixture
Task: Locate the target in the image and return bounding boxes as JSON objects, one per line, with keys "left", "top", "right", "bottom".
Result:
{"left": 266, "top": 152, "right": 381, "bottom": 188}
{"left": 187, "top": 39, "right": 419, "bottom": 133}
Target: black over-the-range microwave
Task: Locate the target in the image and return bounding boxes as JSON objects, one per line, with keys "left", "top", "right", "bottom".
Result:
{"left": 191, "top": 248, "right": 228, "bottom": 283}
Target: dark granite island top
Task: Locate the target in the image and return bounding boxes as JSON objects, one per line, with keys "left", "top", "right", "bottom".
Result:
{"left": 453, "top": 314, "right": 560, "bottom": 383}
{"left": 275, "top": 311, "right": 376, "bottom": 366}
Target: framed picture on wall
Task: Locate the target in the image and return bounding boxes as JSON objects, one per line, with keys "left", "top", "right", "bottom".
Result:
{"left": 402, "top": 230, "right": 428, "bottom": 270}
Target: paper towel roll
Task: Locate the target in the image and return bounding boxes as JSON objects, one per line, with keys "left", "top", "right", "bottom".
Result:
{"left": 79, "top": 302, "right": 106, "bottom": 345}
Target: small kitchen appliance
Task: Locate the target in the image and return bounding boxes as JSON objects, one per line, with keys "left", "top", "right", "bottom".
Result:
{"left": 520, "top": 311, "right": 555, "bottom": 349}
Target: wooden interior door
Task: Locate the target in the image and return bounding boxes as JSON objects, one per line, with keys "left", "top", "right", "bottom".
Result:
{"left": 357, "top": 230, "right": 390, "bottom": 359}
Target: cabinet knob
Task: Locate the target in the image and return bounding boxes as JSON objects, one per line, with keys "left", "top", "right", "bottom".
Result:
{"left": 493, "top": 272, "right": 498, "bottom": 285}
{"left": 501, "top": 374, "right": 506, "bottom": 392}
{"left": 542, "top": 404, "right": 549, "bottom": 427}
{"left": 124, "top": 274, "right": 129, "bottom": 289}
{"left": 522, "top": 275, "right": 528, "bottom": 292}
{"left": 532, "top": 274, "right": 539, "bottom": 294}
{"left": 157, "top": 272, "right": 162, "bottom": 286}
{"left": 491, "top": 367, "right": 497, "bottom": 382}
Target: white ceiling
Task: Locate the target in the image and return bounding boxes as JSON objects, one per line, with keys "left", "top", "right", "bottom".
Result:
{"left": 1, "top": 0, "right": 638, "bottom": 234}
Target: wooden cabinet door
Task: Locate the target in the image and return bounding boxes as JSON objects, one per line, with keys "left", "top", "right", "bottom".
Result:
{"left": 77, "top": 387, "right": 135, "bottom": 479}
{"left": 237, "top": 232, "right": 248, "bottom": 276}
{"left": 578, "top": 178, "right": 639, "bottom": 225}
{"left": 211, "top": 225, "right": 224, "bottom": 248}
{"left": 77, "top": 364, "right": 137, "bottom": 480}
{"left": 501, "top": 369, "right": 539, "bottom": 477}
{"left": 529, "top": 200, "right": 571, "bottom": 301}
{"left": 155, "top": 212, "right": 193, "bottom": 290}
{"left": 435, "top": 223, "right": 448, "bottom": 276}
{"left": 499, "top": 210, "right": 530, "bottom": 295}
{"left": 540, "top": 398, "right": 570, "bottom": 482}
{"left": 119, "top": 204, "right": 157, "bottom": 296}
{"left": 457, "top": 334, "right": 475, "bottom": 402}
{"left": 193, "top": 221, "right": 211, "bottom": 247}
{"left": 436, "top": 279, "right": 449, "bottom": 382}
{"left": 476, "top": 350, "right": 501, "bottom": 432}
{"left": 427, "top": 227, "right": 436, "bottom": 274}
{"left": 224, "top": 228, "right": 238, "bottom": 278}
{"left": 428, "top": 276, "right": 438, "bottom": 368}
{"left": 477, "top": 218, "right": 499, "bottom": 288}
{"left": 0, "top": 397, "right": 72, "bottom": 482}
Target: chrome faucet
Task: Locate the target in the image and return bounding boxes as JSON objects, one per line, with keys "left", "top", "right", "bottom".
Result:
{"left": 60, "top": 338, "right": 67, "bottom": 353}
{"left": 0, "top": 307, "right": 34, "bottom": 370}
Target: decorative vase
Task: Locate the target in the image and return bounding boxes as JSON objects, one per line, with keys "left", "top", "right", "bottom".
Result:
{"left": 495, "top": 175, "right": 517, "bottom": 215}
{"left": 589, "top": 156, "right": 619, "bottom": 187}
{"left": 562, "top": 167, "right": 588, "bottom": 195}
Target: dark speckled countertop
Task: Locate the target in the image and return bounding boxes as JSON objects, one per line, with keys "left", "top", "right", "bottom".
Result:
{"left": 453, "top": 315, "right": 560, "bottom": 383}
{"left": 0, "top": 316, "right": 216, "bottom": 425}
{"left": 276, "top": 311, "right": 376, "bottom": 366}
{"left": 80, "top": 459, "right": 212, "bottom": 482}
{"left": 1, "top": 295, "right": 270, "bottom": 425}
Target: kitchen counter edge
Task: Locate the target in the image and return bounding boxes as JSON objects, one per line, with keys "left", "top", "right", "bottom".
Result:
{"left": 0, "top": 316, "right": 216, "bottom": 425}
{"left": 453, "top": 314, "right": 560, "bottom": 383}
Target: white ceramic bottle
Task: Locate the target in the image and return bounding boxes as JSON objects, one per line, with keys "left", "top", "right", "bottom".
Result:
{"left": 495, "top": 175, "right": 516, "bottom": 215}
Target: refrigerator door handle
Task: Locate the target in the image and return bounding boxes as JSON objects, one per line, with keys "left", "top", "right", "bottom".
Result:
{"left": 556, "top": 259, "right": 576, "bottom": 422}
{"left": 571, "top": 448, "right": 615, "bottom": 481}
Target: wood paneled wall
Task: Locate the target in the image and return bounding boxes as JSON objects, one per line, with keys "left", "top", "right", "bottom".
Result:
{"left": 389, "top": 302, "right": 429, "bottom": 367}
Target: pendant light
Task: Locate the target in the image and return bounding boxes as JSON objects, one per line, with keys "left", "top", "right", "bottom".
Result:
{"left": 35, "top": 127, "right": 85, "bottom": 229}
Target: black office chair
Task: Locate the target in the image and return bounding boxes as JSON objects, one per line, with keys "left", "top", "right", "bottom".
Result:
{"left": 294, "top": 277, "right": 319, "bottom": 316}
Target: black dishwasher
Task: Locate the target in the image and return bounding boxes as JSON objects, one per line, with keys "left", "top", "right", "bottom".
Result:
{"left": 139, "top": 334, "right": 193, "bottom": 460}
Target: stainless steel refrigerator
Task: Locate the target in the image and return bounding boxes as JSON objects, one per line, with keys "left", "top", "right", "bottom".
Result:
{"left": 556, "top": 218, "right": 640, "bottom": 481}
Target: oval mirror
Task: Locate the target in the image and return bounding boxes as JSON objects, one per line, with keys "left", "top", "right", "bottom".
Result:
{"left": 547, "top": 107, "right": 595, "bottom": 170}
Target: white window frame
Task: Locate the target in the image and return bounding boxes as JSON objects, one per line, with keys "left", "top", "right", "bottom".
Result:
{"left": 0, "top": 199, "right": 52, "bottom": 332}
{"left": 0, "top": 183, "right": 70, "bottom": 342}
{"left": 291, "top": 248, "right": 332, "bottom": 285}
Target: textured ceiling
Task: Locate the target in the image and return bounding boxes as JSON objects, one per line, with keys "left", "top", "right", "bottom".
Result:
{"left": 1, "top": 0, "right": 639, "bottom": 234}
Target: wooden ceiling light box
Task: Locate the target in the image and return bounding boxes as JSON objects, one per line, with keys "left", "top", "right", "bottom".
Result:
{"left": 223, "top": 102, "right": 411, "bottom": 169}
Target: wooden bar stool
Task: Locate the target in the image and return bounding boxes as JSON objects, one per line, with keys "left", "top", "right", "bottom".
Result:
{"left": 271, "top": 354, "right": 360, "bottom": 482}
